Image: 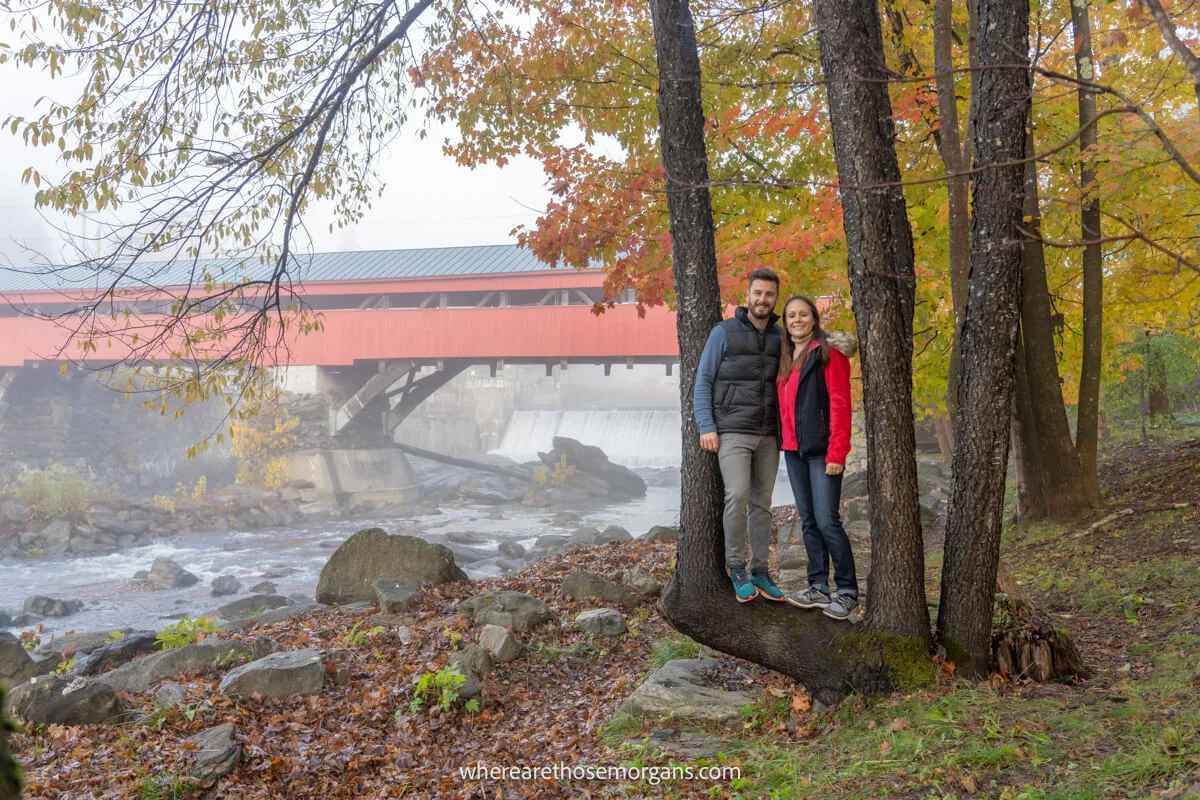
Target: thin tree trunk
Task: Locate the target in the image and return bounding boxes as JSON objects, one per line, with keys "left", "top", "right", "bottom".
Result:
{"left": 1019, "top": 130, "right": 1092, "bottom": 520}
{"left": 811, "top": 0, "right": 930, "bottom": 644}
{"left": 934, "top": 0, "right": 971, "bottom": 430}
{"left": 1012, "top": 328, "right": 1049, "bottom": 521}
{"left": 1147, "top": 336, "right": 1172, "bottom": 418}
{"left": 938, "top": 0, "right": 1031, "bottom": 677}
{"left": 1071, "top": 0, "right": 1104, "bottom": 507}
{"left": 651, "top": 0, "right": 930, "bottom": 701}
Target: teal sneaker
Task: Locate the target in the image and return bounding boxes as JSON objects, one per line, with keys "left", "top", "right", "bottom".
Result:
{"left": 728, "top": 568, "right": 757, "bottom": 603}
{"left": 750, "top": 571, "right": 786, "bottom": 602}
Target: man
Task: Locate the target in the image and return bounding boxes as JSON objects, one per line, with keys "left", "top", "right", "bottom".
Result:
{"left": 693, "top": 268, "right": 786, "bottom": 603}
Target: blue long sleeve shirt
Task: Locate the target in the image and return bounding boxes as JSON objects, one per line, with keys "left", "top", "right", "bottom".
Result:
{"left": 692, "top": 325, "right": 727, "bottom": 435}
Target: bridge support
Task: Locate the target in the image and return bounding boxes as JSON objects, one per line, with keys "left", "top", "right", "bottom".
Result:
{"left": 328, "top": 360, "right": 416, "bottom": 436}
{"left": 382, "top": 361, "right": 469, "bottom": 435}
{"left": 0, "top": 369, "right": 15, "bottom": 425}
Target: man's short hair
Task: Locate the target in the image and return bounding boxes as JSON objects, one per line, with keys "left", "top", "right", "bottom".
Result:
{"left": 747, "top": 268, "right": 780, "bottom": 290}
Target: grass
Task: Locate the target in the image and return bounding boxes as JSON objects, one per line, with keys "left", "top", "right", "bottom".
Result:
{"left": 605, "top": 444, "right": 1200, "bottom": 799}
{"left": 131, "top": 770, "right": 195, "bottom": 800}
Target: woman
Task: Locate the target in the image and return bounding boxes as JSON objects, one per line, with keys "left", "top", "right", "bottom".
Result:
{"left": 776, "top": 295, "right": 859, "bottom": 620}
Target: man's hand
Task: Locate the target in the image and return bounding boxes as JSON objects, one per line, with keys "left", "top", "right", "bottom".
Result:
{"left": 700, "top": 432, "right": 720, "bottom": 452}
{"left": 826, "top": 462, "right": 844, "bottom": 476}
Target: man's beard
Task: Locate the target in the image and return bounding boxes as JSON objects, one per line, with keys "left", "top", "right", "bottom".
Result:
{"left": 749, "top": 304, "right": 773, "bottom": 319}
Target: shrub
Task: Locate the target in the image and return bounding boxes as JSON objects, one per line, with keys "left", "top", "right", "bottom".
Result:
{"left": 155, "top": 615, "right": 222, "bottom": 650}
{"left": 231, "top": 415, "right": 297, "bottom": 490}
{"left": 16, "top": 468, "right": 93, "bottom": 519}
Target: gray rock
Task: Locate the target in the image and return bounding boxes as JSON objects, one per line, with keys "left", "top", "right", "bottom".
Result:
{"left": 35, "top": 630, "right": 133, "bottom": 660}
{"left": 540, "top": 437, "right": 647, "bottom": 498}
{"left": 146, "top": 558, "right": 200, "bottom": 590}
{"left": 458, "top": 591, "right": 552, "bottom": 633}
{"left": 39, "top": 519, "right": 73, "bottom": 557}
{"left": 248, "top": 581, "right": 277, "bottom": 594}
{"left": 372, "top": 578, "right": 423, "bottom": 613}
{"left": 0, "top": 608, "right": 11, "bottom": 628}
{"left": 0, "top": 631, "right": 39, "bottom": 686}
{"left": 497, "top": 541, "right": 526, "bottom": 559}
{"left": 7, "top": 675, "right": 127, "bottom": 725}
{"left": 187, "top": 722, "right": 241, "bottom": 781}
{"left": 251, "top": 636, "right": 279, "bottom": 660}
{"left": 216, "top": 594, "right": 290, "bottom": 620}
{"left": 478, "top": 624, "right": 522, "bottom": 662}
{"left": 10, "top": 613, "right": 40, "bottom": 628}
{"left": 70, "top": 631, "right": 159, "bottom": 676}
{"left": 316, "top": 528, "right": 467, "bottom": 605}
{"left": 561, "top": 571, "right": 644, "bottom": 610}
{"left": 155, "top": 682, "right": 187, "bottom": 708}
{"left": 638, "top": 729, "right": 728, "bottom": 760}
{"left": 621, "top": 658, "right": 755, "bottom": 724}
{"left": 621, "top": 566, "right": 664, "bottom": 598}
{"left": 533, "top": 533, "right": 571, "bottom": 551}
{"left": 569, "top": 526, "right": 601, "bottom": 546}
{"left": 260, "top": 566, "right": 297, "bottom": 579}
{"left": 576, "top": 608, "right": 627, "bottom": 637}
{"left": 22, "top": 595, "right": 84, "bottom": 618}
{"left": 451, "top": 665, "right": 482, "bottom": 701}
{"left": 211, "top": 575, "right": 241, "bottom": 597}
{"left": 220, "top": 604, "right": 318, "bottom": 632}
{"left": 133, "top": 570, "right": 150, "bottom": 580}
{"left": 595, "top": 525, "right": 633, "bottom": 545}
{"left": 219, "top": 649, "right": 324, "bottom": 698}
{"left": 776, "top": 522, "right": 803, "bottom": 547}
{"left": 100, "top": 640, "right": 253, "bottom": 693}
{"left": 448, "top": 644, "right": 493, "bottom": 678}
{"left": 642, "top": 525, "right": 680, "bottom": 543}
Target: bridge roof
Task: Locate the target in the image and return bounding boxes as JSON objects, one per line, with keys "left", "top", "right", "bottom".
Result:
{"left": 0, "top": 244, "right": 573, "bottom": 293}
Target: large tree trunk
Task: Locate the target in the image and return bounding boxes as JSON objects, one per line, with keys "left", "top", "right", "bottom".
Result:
{"left": 811, "top": 0, "right": 930, "bottom": 645}
{"left": 1071, "top": 0, "right": 1104, "bottom": 507}
{"left": 1018, "top": 131, "right": 1092, "bottom": 520}
{"left": 937, "top": 0, "right": 1031, "bottom": 677}
{"left": 934, "top": 0, "right": 971, "bottom": 433}
{"left": 1012, "top": 329, "right": 1049, "bottom": 521}
{"left": 1, "top": 685, "right": 20, "bottom": 800}
{"left": 651, "top": 0, "right": 931, "bottom": 701}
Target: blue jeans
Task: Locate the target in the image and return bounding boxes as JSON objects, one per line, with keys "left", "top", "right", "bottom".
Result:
{"left": 784, "top": 451, "right": 857, "bottom": 597}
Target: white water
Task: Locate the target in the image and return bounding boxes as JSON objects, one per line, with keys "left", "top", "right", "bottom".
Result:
{"left": 490, "top": 409, "right": 682, "bottom": 468}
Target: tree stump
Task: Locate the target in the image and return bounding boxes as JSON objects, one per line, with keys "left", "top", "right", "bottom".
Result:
{"left": 990, "top": 565, "right": 1090, "bottom": 682}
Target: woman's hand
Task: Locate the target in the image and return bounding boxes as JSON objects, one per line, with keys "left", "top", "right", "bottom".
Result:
{"left": 826, "top": 462, "right": 844, "bottom": 476}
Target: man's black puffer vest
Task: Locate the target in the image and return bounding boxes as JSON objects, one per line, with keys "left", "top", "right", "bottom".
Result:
{"left": 711, "top": 307, "right": 782, "bottom": 436}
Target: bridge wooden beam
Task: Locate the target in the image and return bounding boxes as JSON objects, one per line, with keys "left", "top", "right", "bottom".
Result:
{"left": 329, "top": 359, "right": 416, "bottom": 435}
{"left": 383, "top": 362, "right": 469, "bottom": 434}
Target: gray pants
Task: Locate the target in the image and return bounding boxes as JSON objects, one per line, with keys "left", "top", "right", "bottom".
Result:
{"left": 717, "top": 432, "right": 780, "bottom": 573}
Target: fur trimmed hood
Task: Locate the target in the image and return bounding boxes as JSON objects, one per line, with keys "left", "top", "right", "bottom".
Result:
{"left": 826, "top": 330, "right": 859, "bottom": 358}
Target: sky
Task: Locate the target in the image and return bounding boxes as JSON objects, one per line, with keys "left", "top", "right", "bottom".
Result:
{"left": 0, "top": 59, "right": 555, "bottom": 267}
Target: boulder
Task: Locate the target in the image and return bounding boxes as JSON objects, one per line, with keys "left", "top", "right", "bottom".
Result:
{"left": 450, "top": 664, "right": 482, "bottom": 701}
{"left": 620, "top": 566, "right": 664, "bottom": 598}
{"left": 22, "top": 596, "right": 84, "bottom": 618}
{"left": 99, "top": 640, "right": 252, "bottom": 693}
{"left": 372, "top": 579, "right": 423, "bottom": 614}
{"left": 219, "top": 649, "right": 324, "bottom": 698}
{"left": 538, "top": 437, "right": 646, "bottom": 498}
{"left": 187, "top": 722, "right": 241, "bottom": 782}
{"left": 0, "top": 608, "right": 11, "bottom": 628}
{"left": 620, "top": 658, "right": 755, "bottom": 724}
{"left": 7, "top": 675, "right": 127, "bottom": 725}
{"left": 0, "top": 632, "right": 39, "bottom": 687}
{"left": 70, "top": 631, "right": 159, "bottom": 677}
{"left": 251, "top": 636, "right": 279, "bottom": 660}
{"left": 249, "top": 581, "right": 277, "bottom": 594}
{"left": 478, "top": 625, "right": 523, "bottom": 662}
{"left": 316, "top": 528, "right": 467, "bottom": 605}
{"left": 595, "top": 525, "right": 633, "bottom": 545}
{"left": 146, "top": 558, "right": 200, "bottom": 590}
{"left": 35, "top": 630, "right": 133, "bottom": 660}
{"left": 458, "top": 591, "right": 552, "bottom": 633}
{"left": 220, "top": 604, "right": 318, "bottom": 633}
{"left": 497, "top": 541, "right": 526, "bottom": 559}
{"left": 642, "top": 525, "right": 680, "bottom": 543}
{"left": 561, "top": 571, "right": 644, "bottom": 610}
{"left": 155, "top": 683, "right": 187, "bottom": 708}
{"left": 576, "top": 608, "right": 626, "bottom": 637}
{"left": 216, "top": 594, "right": 291, "bottom": 620}
{"left": 39, "top": 519, "right": 73, "bottom": 557}
{"left": 211, "top": 576, "right": 241, "bottom": 597}
{"left": 448, "top": 644, "right": 493, "bottom": 678}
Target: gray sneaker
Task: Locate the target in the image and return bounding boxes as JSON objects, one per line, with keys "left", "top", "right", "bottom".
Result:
{"left": 823, "top": 594, "right": 859, "bottom": 620}
{"left": 787, "top": 587, "right": 831, "bottom": 609}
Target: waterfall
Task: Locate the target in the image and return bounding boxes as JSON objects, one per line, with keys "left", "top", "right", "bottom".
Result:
{"left": 490, "top": 409, "right": 682, "bottom": 468}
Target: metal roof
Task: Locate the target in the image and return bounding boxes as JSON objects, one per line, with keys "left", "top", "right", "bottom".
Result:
{"left": 0, "top": 244, "right": 583, "bottom": 293}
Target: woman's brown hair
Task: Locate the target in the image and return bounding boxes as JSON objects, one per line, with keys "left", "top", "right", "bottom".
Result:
{"left": 777, "top": 295, "right": 830, "bottom": 381}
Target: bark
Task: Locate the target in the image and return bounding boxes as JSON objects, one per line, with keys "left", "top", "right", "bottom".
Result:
{"left": 1019, "top": 131, "right": 1092, "bottom": 520}
{"left": 651, "top": 0, "right": 931, "bottom": 700}
{"left": 1071, "top": 0, "right": 1104, "bottom": 507}
{"left": 811, "top": 0, "right": 930, "bottom": 643}
{"left": 1147, "top": 340, "right": 1172, "bottom": 418}
{"left": 1139, "top": 0, "right": 1200, "bottom": 117}
{"left": 1012, "top": 328, "right": 1049, "bottom": 521}
{"left": 993, "top": 564, "right": 1091, "bottom": 682}
{"left": 1, "top": 685, "right": 20, "bottom": 800}
{"left": 934, "top": 0, "right": 971, "bottom": 429}
{"left": 937, "top": 0, "right": 1031, "bottom": 677}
